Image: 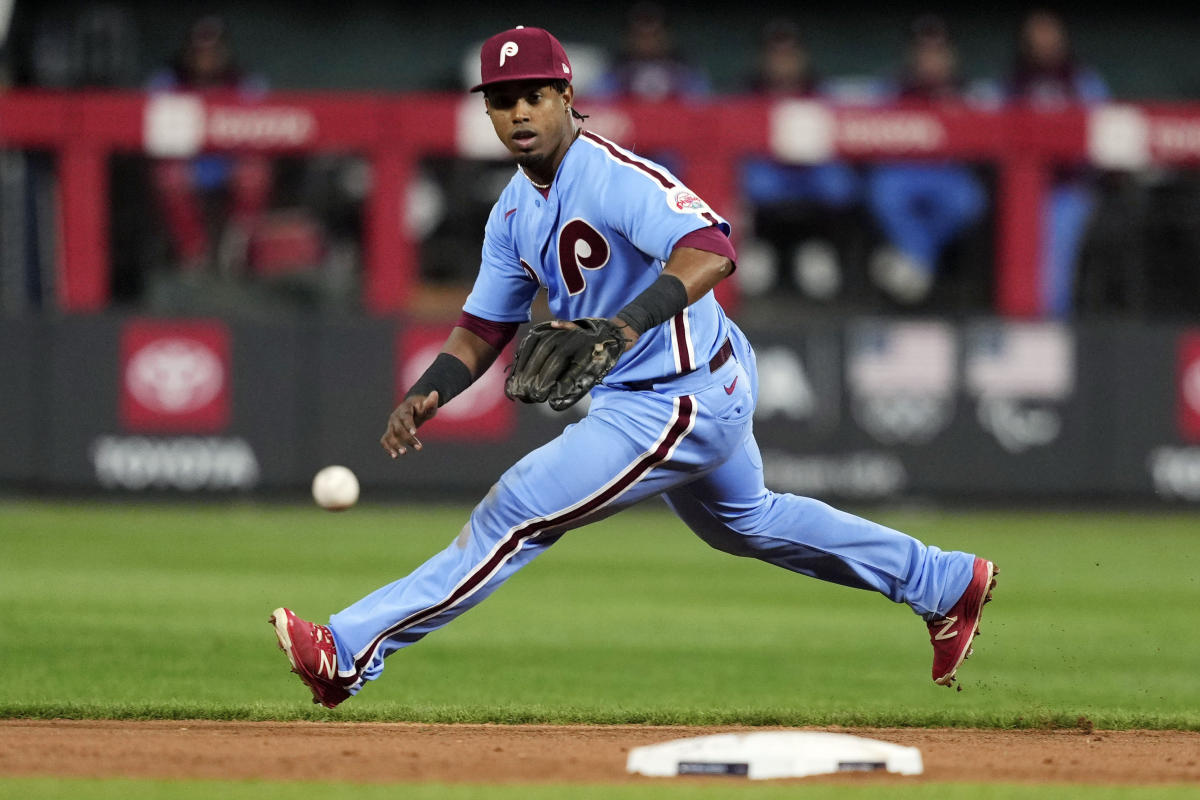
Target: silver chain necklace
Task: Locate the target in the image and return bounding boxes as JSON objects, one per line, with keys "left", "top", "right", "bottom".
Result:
{"left": 521, "top": 168, "right": 551, "bottom": 189}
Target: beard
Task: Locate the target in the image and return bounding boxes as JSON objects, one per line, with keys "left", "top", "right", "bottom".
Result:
{"left": 514, "top": 151, "right": 548, "bottom": 170}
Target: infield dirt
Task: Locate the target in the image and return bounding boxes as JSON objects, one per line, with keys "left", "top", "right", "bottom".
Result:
{"left": 1, "top": 721, "right": 1198, "bottom": 785}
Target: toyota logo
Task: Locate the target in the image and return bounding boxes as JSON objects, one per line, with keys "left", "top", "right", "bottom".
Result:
{"left": 125, "top": 338, "right": 224, "bottom": 414}
{"left": 1185, "top": 360, "right": 1200, "bottom": 416}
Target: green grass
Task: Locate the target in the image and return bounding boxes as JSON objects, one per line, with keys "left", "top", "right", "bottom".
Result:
{"left": 2, "top": 779, "right": 1198, "bottom": 800}
{"left": 1, "top": 500, "right": 1199, "bottom": 729}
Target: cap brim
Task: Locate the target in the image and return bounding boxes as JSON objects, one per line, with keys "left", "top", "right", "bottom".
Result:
{"left": 470, "top": 75, "right": 570, "bottom": 93}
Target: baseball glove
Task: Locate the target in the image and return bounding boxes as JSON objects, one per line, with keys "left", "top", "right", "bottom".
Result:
{"left": 505, "top": 318, "right": 628, "bottom": 411}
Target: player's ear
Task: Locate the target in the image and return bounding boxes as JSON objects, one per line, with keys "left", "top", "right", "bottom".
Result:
{"left": 561, "top": 83, "right": 574, "bottom": 111}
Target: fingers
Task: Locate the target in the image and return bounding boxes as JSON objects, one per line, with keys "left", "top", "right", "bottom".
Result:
{"left": 380, "top": 412, "right": 418, "bottom": 458}
{"left": 380, "top": 393, "right": 440, "bottom": 458}
{"left": 611, "top": 318, "right": 639, "bottom": 352}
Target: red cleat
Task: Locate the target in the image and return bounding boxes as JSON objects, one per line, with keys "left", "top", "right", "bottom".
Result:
{"left": 928, "top": 558, "right": 997, "bottom": 687}
{"left": 269, "top": 607, "right": 352, "bottom": 708}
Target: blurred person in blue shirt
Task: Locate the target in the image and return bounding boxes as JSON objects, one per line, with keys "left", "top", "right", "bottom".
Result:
{"left": 864, "top": 15, "right": 987, "bottom": 306}
{"left": 591, "top": 2, "right": 710, "bottom": 102}
{"left": 1006, "top": 8, "right": 1108, "bottom": 317}
{"left": 147, "top": 16, "right": 271, "bottom": 276}
{"left": 739, "top": 19, "right": 863, "bottom": 301}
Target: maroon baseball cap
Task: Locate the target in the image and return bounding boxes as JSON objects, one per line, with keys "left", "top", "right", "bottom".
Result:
{"left": 471, "top": 26, "right": 572, "bottom": 92}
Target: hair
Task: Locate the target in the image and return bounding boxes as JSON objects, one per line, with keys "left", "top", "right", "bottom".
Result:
{"left": 910, "top": 13, "right": 949, "bottom": 42}
{"left": 762, "top": 18, "right": 802, "bottom": 47}
{"left": 550, "top": 79, "right": 589, "bottom": 120}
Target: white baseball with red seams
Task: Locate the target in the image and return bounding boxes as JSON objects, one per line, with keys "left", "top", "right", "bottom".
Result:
{"left": 312, "top": 465, "right": 359, "bottom": 510}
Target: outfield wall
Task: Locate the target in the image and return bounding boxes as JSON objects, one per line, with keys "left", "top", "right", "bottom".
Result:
{"left": 3, "top": 314, "right": 1199, "bottom": 504}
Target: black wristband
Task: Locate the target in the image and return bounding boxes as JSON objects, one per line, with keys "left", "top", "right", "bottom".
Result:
{"left": 404, "top": 352, "right": 473, "bottom": 407}
{"left": 615, "top": 273, "right": 689, "bottom": 335}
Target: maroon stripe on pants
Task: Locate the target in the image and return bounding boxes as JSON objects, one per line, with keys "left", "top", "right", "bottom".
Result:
{"left": 349, "top": 394, "right": 697, "bottom": 679}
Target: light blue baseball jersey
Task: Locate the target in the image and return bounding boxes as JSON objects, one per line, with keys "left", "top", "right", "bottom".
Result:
{"left": 463, "top": 130, "right": 731, "bottom": 385}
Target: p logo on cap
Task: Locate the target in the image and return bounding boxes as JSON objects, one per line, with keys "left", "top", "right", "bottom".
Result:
{"left": 499, "top": 41, "right": 518, "bottom": 67}
{"left": 471, "top": 26, "right": 572, "bottom": 92}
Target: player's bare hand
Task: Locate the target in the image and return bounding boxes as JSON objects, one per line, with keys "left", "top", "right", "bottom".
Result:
{"left": 381, "top": 391, "right": 440, "bottom": 457}
{"left": 608, "top": 317, "right": 639, "bottom": 351}
{"left": 549, "top": 318, "right": 638, "bottom": 351}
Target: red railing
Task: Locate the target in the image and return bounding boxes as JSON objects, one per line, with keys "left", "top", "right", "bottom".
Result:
{"left": 4, "top": 90, "right": 1200, "bottom": 316}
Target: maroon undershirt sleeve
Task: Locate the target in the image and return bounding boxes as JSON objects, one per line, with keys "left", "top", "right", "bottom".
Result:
{"left": 456, "top": 311, "right": 520, "bottom": 351}
{"left": 674, "top": 225, "right": 737, "bottom": 270}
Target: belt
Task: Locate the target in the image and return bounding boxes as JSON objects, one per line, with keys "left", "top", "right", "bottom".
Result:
{"left": 617, "top": 337, "right": 733, "bottom": 392}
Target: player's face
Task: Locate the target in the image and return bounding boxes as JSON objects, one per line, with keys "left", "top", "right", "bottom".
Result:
{"left": 484, "top": 81, "right": 576, "bottom": 172}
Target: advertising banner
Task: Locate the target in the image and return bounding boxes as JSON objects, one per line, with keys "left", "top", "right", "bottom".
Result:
{"left": 0, "top": 319, "right": 38, "bottom": 483}
{"left": 1178, "top": 332, "right": 1200, "bottom": 443}
{"left": 41, "top": 317, "right": 305, "bottom": 492}
{"left": 118, "top": 318, "right": 232, "bottom": 433}
{"left": 3, "top": 314, "right": 1197, "bottom": 504}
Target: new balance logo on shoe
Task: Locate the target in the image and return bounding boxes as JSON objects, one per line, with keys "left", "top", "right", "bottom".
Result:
{"left": 317, "top": 637, "right": 337, "bottom": 678}
{"left": 933, "top": 615, "right": 959, "bottom": 640}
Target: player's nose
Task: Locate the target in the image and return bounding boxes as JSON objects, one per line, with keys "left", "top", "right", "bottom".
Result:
{"left": 510, "top": 99, "right": 533, "bottom": 121}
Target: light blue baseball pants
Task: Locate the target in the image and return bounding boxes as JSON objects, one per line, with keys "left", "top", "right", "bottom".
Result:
{"left": 328, "top": 326, "right": 974, "bottom": 693}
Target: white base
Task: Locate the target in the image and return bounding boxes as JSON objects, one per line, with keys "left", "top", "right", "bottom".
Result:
{"left": 626, "top": 731, "right": 923, "bottom": 780}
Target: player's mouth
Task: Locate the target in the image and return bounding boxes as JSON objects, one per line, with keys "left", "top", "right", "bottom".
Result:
{"left": 511, "top": 129, "right": 538, "bottom": 150}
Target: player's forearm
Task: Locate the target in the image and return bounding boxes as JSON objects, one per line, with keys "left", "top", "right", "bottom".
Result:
{"left": 442, "top": 326, "right": 502, "bottom": 379}
{"left": 404, "top": 327, "right": 499, "bottom": 407}
{"left": 611, "top": 248, "right": 732, "bottom": 347}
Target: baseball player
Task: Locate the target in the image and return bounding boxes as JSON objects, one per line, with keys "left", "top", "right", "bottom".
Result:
{"left": 271, "top": 26, "right": 996, "bottom": 708}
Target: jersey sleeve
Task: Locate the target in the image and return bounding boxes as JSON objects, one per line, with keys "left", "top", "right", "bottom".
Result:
{"left": 604, "top": 154, "right": 731, "bottom": 264}
{"left": 675, "top": 225, "right": 737, "bottom": 265}
{"left": 462, "top": 201, "right": 540, "bottom": 323}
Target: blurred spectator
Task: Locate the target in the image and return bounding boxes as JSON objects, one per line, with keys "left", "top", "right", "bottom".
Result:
{"left": 1006, "top": 8, "right": 1108, "bottom": 317}
{"left": 864, "top": 15, "right": 987, "bottom": 305}
{"left": 739, "top": 19, "right": 863, "bottom": 302}
{"left": 1, "top": 3, "right": 138, "bottom": 313}
{"left": 592, "top": 2, "right": 709, "bottom": 101}
{"left": 0, "top": 0, "right": 14, "bottom": 89}
{"left": 3, "top": 2, "right": 138, "bottom": 89}
{"left": 147, "top": 16, "right": 272, "bottom": 276}
{"left": 72, "top": 4, "right": 139, "bottom": 88}
{"left": 1008, "top": 10, "right": 1106, "bottom": 106}
{"left": 746, "top": 18, "right": 812, "bottom": 97}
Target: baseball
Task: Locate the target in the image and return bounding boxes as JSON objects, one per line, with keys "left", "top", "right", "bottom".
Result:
{"left": 312, "top": 465, "right": 359, "bottom": 511}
